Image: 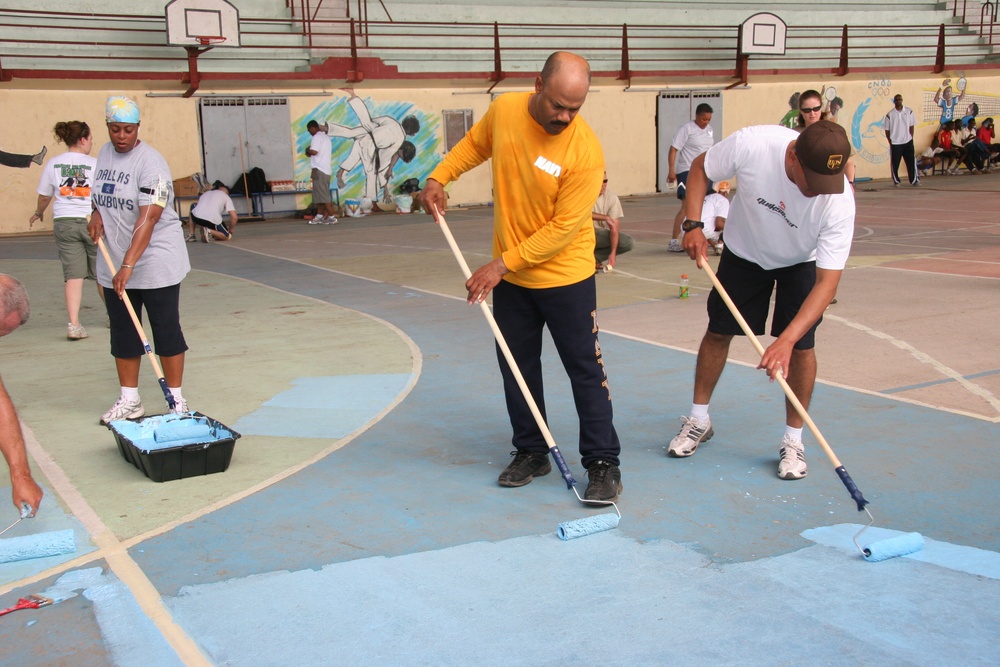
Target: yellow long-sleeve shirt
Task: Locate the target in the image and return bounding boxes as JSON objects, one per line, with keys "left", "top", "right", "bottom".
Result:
{"left": 428, "top": 92, "right": 605, "bottom": 289}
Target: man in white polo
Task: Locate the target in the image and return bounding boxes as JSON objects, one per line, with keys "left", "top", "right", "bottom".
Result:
{"left": 884, "top": 94, "right": 918, "bottom": 186}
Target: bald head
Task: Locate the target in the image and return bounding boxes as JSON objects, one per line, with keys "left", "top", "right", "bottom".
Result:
{"left": 0, "top": 274, "right": 30, "bottom": 337}
{"left": 531, "top": 51, "right": 592, "bottom": 135}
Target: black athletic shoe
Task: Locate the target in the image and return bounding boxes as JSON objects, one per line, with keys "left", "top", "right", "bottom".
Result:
{"left": 584, "top": 461, "right": 622, "bottom": 501}
{"left": 498, "top": 450, "right": 551, "bottom": 487}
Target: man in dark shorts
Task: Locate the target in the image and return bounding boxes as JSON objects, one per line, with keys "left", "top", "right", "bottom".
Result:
{"left": 186, "top": 181, "right": 237, "bottom": 242}
{"left": 667, "top": 121, "right": 855, "bottom": 481}
{"left": 666, "top": 103, "right": 714, "bottom": 252}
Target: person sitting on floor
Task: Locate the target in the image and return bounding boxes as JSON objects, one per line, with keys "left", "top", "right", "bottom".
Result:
{"left": 592, "top": 172, "right": 634, "bottom": 271}
{"left": 680, "top": 182, "right": 730, "bottom": 256}
{"left": 186, "top": 181, "right": 238, "bottom": 243}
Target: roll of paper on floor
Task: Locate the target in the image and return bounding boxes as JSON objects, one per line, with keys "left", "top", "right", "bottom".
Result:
{"left": 862, "top": 532, "right": 924, "bottom": 562}
{"left": 557, "top": 513, "right": 620, "bottom": 540}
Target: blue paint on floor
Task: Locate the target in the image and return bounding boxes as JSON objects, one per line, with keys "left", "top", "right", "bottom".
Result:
{"left": 165, "top": 531, "right": 1000, "bottom": 666}
{"left": 38, "top": 568, "right": 182, "bottom": 667}
{"left": 881, "top": 367, "right": 1000, "bottom": 394}
{"left": 803, "top": 523, "right": 1000, "bottom": 579}
{"left": 232, "top": 374, "right": 413, "bottom": 438}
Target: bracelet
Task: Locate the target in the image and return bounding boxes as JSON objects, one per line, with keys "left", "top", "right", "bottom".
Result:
{"left": 121, "top": 264, "right": 134, "bottom": 269}
{"left": 34, "top": 212, "right": 43, "bottom": 217}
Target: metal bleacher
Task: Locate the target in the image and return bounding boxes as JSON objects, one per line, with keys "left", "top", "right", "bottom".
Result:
{"left": 0, "top": 0, "right": 996, "bottom": 82}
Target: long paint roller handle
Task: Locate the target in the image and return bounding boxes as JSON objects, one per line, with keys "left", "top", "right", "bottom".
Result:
{"left": 96, "top": 237, "right": 176, "bottom": 410}
{"left": 699, "top": 259, "right": 869, "bottom": 511}
{"left": 432, "top": 205, "right": 576, "bottom": 490}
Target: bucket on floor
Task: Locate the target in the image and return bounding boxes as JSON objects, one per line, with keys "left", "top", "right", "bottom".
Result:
{"left": 344, "top": 198, "right": 363, "bottom": 217}
{"left": 393, "top": 195, "right": 413, "bottom": 213}
{"left": 107, "top": 413, "right": 240, "bottom": 482}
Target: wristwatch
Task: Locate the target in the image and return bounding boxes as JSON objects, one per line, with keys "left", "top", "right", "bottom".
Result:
{"left": 681, "top": 219, "right": 705, "bottom": 232}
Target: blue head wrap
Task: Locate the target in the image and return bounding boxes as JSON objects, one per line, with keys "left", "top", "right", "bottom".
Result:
{"left": 105, "top": 95, "right": 140, "bottom": 124}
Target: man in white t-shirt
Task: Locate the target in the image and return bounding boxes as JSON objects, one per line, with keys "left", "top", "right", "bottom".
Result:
{"left": 668, "top": 121, "right": 855, "bottom": 482}
{"left": 187, "top": 181, "right": 238, "bottom": 242}
{"left": 884, "top": 94, "right": 918, "bottom": 186}
{"left": 592, "top": 172, "right": 634, "bottom": 270}
{"left": 305, "top": 120, "right": 337, "bottom": 224}
{"left": 681, "top": 182, "right": 730, "bottom": 255}
{"left": 667, "top": 103, "right": 715, "bottom": 252}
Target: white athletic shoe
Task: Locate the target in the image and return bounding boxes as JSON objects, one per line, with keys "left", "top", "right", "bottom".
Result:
{"left": 667, "top": 416, "right": 714, "bottom": 457}
{"left": 101, "top": 396, "right": 144, "bottom": 425}
{"left": 321, "top": 216, "right": 338, "bottom": 225}
{"left": 777, "top": 435, "right": 808, "bottom": 480}
{"left": 67, "top": 323, "right": 88, "bottom": 340}
{"left": 171, "top": 398, "right": 190, "bottom": 415}
{"left": 668, "top": 239, "right": 684, "bottom": 253}
{"left": 308, "top": 215, "right": 325, "bottom": 225}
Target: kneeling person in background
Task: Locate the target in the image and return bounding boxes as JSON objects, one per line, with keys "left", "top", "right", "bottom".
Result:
{"left": 187, "top": 181, "right": 237, "bottom": 243}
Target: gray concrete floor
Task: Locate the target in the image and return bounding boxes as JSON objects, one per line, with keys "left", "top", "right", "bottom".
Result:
{"left": 0, "top": 173, "right": 998, "bottom": 665}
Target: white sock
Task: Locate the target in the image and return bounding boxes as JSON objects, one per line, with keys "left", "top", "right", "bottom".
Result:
{"left": 121, "top": 386, "right": 139, "bottom": 402}
{"left": 690, "top": 404, "right": 710, "bottom": 421}
{"left": 169, "top": 387, "right": 184, "bottom": 402}
{"left": 784, "top": 426, "right": 803, "bottom": 442}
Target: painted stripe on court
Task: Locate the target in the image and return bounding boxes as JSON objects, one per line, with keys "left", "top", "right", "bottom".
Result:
{"left": 882, "top": 368, "right": 1000, "bottom": 394}
{"left": 824, "top": 313, "right": 1000, "bottom": 414}
{"left": 17, "top": 422, "right": 213, "bottom": 667}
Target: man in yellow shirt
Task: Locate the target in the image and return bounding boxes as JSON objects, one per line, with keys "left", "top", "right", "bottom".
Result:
{"left": 420, "top": 51, "right": 622, "bottom": 501}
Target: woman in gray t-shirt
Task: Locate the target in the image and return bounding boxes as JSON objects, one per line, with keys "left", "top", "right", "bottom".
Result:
{"left": 88, "top": 95, "right": 192, "bottom": 425}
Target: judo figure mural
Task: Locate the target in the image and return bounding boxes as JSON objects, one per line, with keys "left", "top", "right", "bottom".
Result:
{"left": 295, "top": 91, "right": 441, "bottom": 208}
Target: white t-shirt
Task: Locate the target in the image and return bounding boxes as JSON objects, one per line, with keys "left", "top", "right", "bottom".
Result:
{"left": 592, "top": 188, "right": 624, "bottom": 230}
{"left": 191, "top": 189, "right": 236, "bottom": 225}
{"left": 702, "top": 125, "right": 855, "bottom": 271}
{"left": 884, "top": 107, "right": 916, "bottom": 145}
{"left": 671, "top": 120, "right": 715, "bottom": 173}
{"left": 701, "top": 192, "right": 730, "bottom": 240}
{"left": 36, "top": 151, "right": 98, "bottom": 219}
{"left": 309, "top": 131, "right": 332, "bottom": 175}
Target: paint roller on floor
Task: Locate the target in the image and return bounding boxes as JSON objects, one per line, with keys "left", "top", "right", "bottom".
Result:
{"left": 0, "top": 503, "right": 76, "bottom": 564}
{"left": 700, "top": 259, "right": 923, "bottom": 562}
{"left": 432, "top": 205, "right": 621, "bottom": 540}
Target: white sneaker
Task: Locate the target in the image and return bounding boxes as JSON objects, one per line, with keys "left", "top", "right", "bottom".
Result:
{"left": 308, "top": 215, "right": 325, "bottom": 225}
{"left": 67, "top": 323, "right": 88, "bottom": 340}
{"left": 667, "top": 416, "right": 714, "bottom": 457}
{"left": 171, "top": 398, "right": 190, "bottom": 415}
{"left": 777, "top": 435, "right": 808, "bottom": 480}
{"left": 201, "top": 227, "right": 213, "bottom": 243}
{"left": 321, "top": 216, "right": 338, "bottom": 225}
{"left": 184, "top": 232, "right": 197, "bottom": 242}
{"left": 101, "top": 396, "right": 144, "bottom": 425}
{"left": 668, "top": 239, "right": 684, "bottom": 253}
{"left": 713, "top": 242, "right": 724, "bottom": 256}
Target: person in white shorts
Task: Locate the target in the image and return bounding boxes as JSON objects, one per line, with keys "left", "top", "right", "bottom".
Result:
{"left": 669, "top": 121, "right": 855, "bottom": 481}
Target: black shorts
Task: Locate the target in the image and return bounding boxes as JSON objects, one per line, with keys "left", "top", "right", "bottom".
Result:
{"left": 707, "top": 247, "right": 820, "bottom": 350}
{"left": 104, "top": 284, "right": 188, "bottom": 358}
{"left": 191, "top": 213, "right": 231, "bottom": 237}
{"left": 675, "top": 170, "right": 714, "bottom": 201}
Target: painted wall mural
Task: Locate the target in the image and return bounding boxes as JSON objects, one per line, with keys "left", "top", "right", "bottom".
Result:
{"left": 293, "top": 92, "right": 442, "bottom": 206}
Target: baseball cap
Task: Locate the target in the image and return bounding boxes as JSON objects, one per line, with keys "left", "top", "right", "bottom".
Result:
{"left": 794, "top": 120, "right": 851, "bottom": 195}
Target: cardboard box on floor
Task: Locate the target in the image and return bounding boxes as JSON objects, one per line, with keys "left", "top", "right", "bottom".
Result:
{"left": 173, "top": 176, "right": 202, "bottom": 198}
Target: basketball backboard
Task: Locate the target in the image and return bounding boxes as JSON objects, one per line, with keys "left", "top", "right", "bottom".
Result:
{"left": 740, "top": 13, "right": 786, "bottom": 56}
{"left": 166, "top": 0, "right": 241, "bottom": 48}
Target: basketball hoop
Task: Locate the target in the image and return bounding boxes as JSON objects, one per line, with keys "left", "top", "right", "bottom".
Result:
{"left": 195, "top": 36, "right": 227, "bottom": 47}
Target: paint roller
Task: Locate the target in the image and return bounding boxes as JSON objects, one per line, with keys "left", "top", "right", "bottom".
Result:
{"left": 699, "top": 258, "right": 923, "bottom": 562}
{"left": 431, "top": 205, "right": 621, "bottom": 540}
{"left": 0, "top": 503, "right": 76, "bottom": 564}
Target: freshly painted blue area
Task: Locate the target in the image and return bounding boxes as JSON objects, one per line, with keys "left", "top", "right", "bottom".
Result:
{"left": 804, "top": 524, "right": 1000, "bottom": 579}
{"left": 39, "top": 568, "right": 184, "bottom": 667}
{"left": 881, "top": 367, "right": 1000, "bottom": 394}
{"left": 0, "top": 483, "right": 95, "bottom": 586}
{"left": 166, "top": 532, "right": 1000, "bottom": 665}
{"left": 232, "top": 374, "right": 412, "bottom": 438}
{"left": 0, "top": 528, "right": 75, "bottom": 564}
{"left": 132, "top": 255, "right": 1000, "bottom": 604}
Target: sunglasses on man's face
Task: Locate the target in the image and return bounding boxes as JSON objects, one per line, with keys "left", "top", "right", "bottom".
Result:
{"left": 800, "top": 105, "right": 823, "bottom": 113}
